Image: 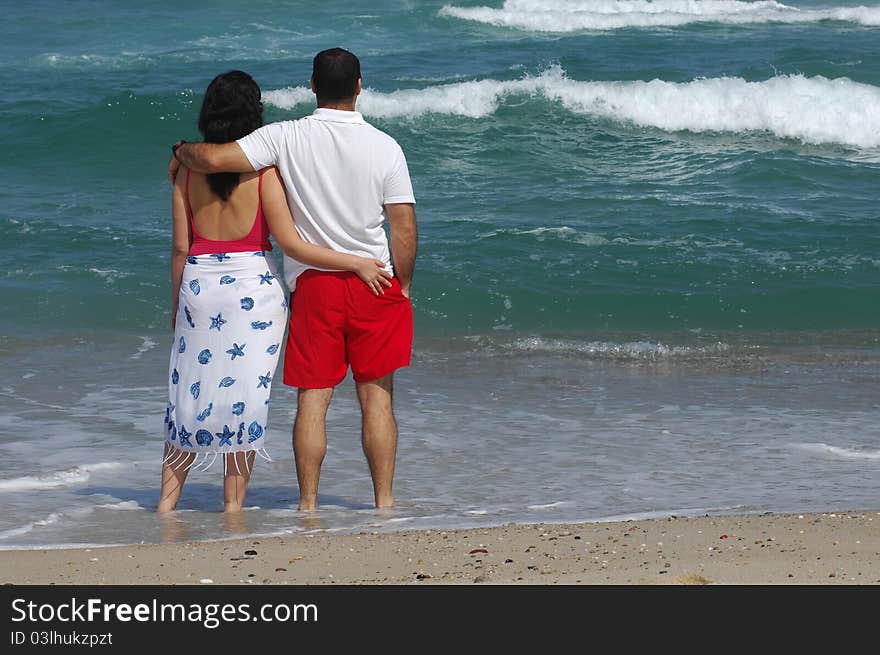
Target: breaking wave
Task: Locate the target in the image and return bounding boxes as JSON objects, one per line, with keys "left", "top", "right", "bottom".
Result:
{"left": 264, "top": 66, "right": 880, "bottom": 148}
{"left": 439, "top": 1, "right": 880, "bottom": 32}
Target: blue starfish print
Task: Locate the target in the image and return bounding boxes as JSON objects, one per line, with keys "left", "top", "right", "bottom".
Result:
{"left": 216, "top": 425, "right": 235, "bottom": 447}
{"left": 226, "top": 343, "right": 246, "bottom": 360}
{"left": 209, "top": 313, "right": 226, "bottom": 331}
{"left": 257, "top": 372, "right": 272, "bottom": 389}
{"left": 177, "top": 425, "right": 193, "bottom": 447}
{"left": 211, "top": 253, "right": 230, "bottom": 262}
{"left": 259, "top": 271, "right": 274, "bottom": 285}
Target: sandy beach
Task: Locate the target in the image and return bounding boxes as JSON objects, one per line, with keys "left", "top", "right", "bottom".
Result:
{"left": 1, "top": 510, "right": 877, "bottom": 585}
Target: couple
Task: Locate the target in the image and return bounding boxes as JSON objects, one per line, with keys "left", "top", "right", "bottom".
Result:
{"left": 159, "top": 48, "right": 417, "bottom": 514}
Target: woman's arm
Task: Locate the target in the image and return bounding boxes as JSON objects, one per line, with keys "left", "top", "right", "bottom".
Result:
{"left": 260, "top": 167, "right": 392, "bottom": 295}
{"left": 170, "top": 168, "right": 192, "bottom": 329}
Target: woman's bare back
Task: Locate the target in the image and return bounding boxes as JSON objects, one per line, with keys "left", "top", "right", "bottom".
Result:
{"left": 186, "top": 170, "right": 262, "bottom": 241}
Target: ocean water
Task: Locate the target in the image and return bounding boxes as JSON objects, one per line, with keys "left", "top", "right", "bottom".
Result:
{"left": 0, "top": 0, "right": 878, "bottom": 548}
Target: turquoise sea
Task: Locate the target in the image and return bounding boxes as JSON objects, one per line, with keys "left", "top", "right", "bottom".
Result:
{"left": 0, "top": 0, "right": 878, "bottom": 547}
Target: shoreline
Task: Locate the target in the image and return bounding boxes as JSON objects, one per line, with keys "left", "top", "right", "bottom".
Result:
{"left": 1, "top": 510, "right": 877, "bottom": 585}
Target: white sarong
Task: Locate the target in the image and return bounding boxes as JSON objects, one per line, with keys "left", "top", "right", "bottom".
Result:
{"left": 164, "top": 250, "right": 287, "bottom": 472}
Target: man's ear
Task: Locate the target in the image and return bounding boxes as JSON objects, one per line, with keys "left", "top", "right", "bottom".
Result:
{"left": 310, "top": 76, "right": 317, "bottom": 94}
{"left": 355, "top": 78, "right": 362, "bottom": 96}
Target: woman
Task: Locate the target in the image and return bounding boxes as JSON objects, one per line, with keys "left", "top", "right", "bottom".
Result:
{"left": 159, "top": 71, "right": 391, "bottom": 513}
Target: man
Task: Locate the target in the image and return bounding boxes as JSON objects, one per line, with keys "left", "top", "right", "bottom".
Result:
{"left": 169, "top": 48, "right": 417, "bottom": 510}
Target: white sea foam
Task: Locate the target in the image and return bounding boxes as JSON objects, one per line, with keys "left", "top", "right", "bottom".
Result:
{"left": 796, "top": 443, "right": 880, "bottom": 460}
{"left": 439, "top": 1, "right": 880, "bottom": 32}
{"left": 88, "top": 267, "right": 131, "bottom": 283}
{"left": 130, "top": 336, "right": 157, "bottom": 360}
{"left": 264, "top": 67, "right": 880, "bottom": 148}
{"left": 0, "top": 512, "right": 64, "bottom": 540}
{"left": 0, "top": 507, "right": 98, "bottom": 543}
{"left": 509, "top": 336, "right": 732, "bottom": 359}
{"left": 0, "top": 462, "right": 125, "bottom": 492}
{"left": 96, "top": 500, "right": 143, "bottom": 510}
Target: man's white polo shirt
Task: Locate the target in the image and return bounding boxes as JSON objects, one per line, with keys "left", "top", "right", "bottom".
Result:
{"left": 236, "top": 108, "right": 416, "bottom": 290}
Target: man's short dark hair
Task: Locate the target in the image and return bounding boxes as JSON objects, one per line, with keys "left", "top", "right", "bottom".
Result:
{"left": 312, "top": 48, "right": 361, "bottom": 102}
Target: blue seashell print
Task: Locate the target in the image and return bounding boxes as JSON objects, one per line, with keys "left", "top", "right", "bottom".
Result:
{"left": 195, "top": 429, "right": 214, "bottom": 446}
{"left": 266, "top": 344, "right": 279, "bottom": 355}
{"left": 189, "top": 279, "right": 200, "bottom": 295}
{"left": 178, "top": 336, "right": 186, "bottom": 353}
{"left": 247, "top": 421, "right": 264, "bottom": 443}
{"left": 209, "top": 313, "right": 226, "bottom": 331}
{"left": 190, "top": 381, "right": 200, "bottom": 399}
{"left": 259, "top": 271, "right": 274, "bottom": 285}
{"left": 177, "top": 425, "right": 193, "bottom": 447}
{"left": 218, "top": 376, "right": 236, "bottom": 388}
{"left": 231, "top": 402, "right": 245, "bottom": 416}
{"left": 219, "top": 275, "right": 236, "bottom": 285}
{"left": 257, "top": 372, "right": 272, "bottom": 389}
{"left": 171, "top": 368, "right": 179, "bottom": 385}
{"left": 187, "top": 256, "right": 198, "bottom": 264}
{"left": 251, "top": 320, "right": 273, "bottom": 331}
{"left": 184, "top": 306, "right": 195, "bottom": 328}
{"left": 236, "top": 422, "right": 245, "bottom": 445}
{"left": 240, "top": 297, "right": 254, "bottom": 311}
{"left": 216, "top": 425, "right": 235, "bottom": 447}
{"left": 198, "top": 349, "right": 212, "bottom": 364}
{"left": 211, "top": 253, "right": 230, "bottom": 262}
{"left": 196, "top": 403, "right": 213, "bottom": 422}
{"left": 170, "top": 423, "right": 177, "bottom": 441}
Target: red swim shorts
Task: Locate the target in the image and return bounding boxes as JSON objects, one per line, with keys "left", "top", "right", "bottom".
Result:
{"left": 284, "top": 269, "right": 413, "bottom": 388}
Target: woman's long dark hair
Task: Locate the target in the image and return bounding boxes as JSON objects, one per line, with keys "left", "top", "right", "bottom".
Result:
{"left": 197, "top": 70, "right": 263, "bottom": 201}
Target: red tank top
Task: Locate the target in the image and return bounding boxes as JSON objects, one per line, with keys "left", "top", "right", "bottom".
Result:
{"left": 186, "top": 169, "right": 273, "bottom": 256}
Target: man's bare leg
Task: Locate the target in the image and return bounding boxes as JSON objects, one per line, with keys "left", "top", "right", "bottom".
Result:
{"left": 356, "top": 373, "right": 397, "bottom": 509}
{"left": 293, "top": 387, "right": 334, "bottom": 510}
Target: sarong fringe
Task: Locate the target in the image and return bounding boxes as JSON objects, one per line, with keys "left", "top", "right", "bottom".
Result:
{"left": 162, "top": 443, "right": 271, "bottom": 474}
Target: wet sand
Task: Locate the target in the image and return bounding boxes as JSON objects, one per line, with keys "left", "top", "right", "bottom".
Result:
{"left": 1, "top": 511, "right": 877, "bottom": 585}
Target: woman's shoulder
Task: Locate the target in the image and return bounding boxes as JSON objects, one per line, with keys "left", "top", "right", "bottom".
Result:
{"left": 173, "top": 164, "right": 190, "bottom": 189}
